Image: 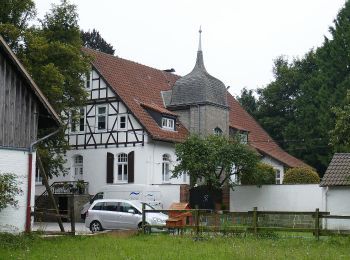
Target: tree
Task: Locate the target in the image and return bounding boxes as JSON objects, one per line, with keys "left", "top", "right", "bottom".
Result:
{"left": 0, "top": 173, "right": 22, "bottom": 211}
{"left": 172, "top": 134, "right": 259, "bottom": 190}
{"left": 13, "top": 0, "right": 90, "bottom": 178}
{"left": 251, "top": 2, "right": 350, "bottom": 175}
{"left": 81, "top": 29, "right": 115, "bottom": 55}
{"left": 236, "top": 87, "right": 258, "bottom": 116}
{"left": 0, "top": 0, "right": 36, "bottom": 51}
{"left": 330, "top": 90, "right": 350, "bottom": 152}
{"left": 240, "top": 162, "right": 275, "bottom": 185}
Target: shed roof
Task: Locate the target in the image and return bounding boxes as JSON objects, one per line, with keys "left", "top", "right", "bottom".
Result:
{"left": 320, "top": 153, "right": 350, "bottom": 186}
{"left": 0, "top": 36, "right": 61, "bottom": 128}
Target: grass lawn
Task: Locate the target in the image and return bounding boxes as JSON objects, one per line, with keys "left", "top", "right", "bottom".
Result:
{"left": 1, "top": 232, "right": 350, "bottom": 259}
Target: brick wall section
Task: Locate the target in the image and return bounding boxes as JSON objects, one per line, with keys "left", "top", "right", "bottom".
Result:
{"left": 180, "top": 184, "right": 190, "bottom": 203}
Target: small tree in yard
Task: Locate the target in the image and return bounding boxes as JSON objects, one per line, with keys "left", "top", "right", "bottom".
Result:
{"left": 241, "top": 162, "right": 276, "bottom": 185}
{"left": 172, "top": 134, "right": 259, "bottom": 190}
{"left": 0, "top": 173, "right": 22, "bottom": 211}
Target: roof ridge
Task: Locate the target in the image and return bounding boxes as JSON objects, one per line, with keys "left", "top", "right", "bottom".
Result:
{"left": 83, "top": 47, "right": 181, "bottom": 78}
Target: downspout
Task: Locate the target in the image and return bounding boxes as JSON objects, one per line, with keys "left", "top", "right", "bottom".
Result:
{"left": 25, "top": 127, "right": 61, "bottom": 233}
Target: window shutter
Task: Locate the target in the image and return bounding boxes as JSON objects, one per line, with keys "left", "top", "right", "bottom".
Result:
{"left": 128, "top": 151, "right": 135, "bottom": 183}
{"left": 106, "top": 152, "right": 114, "bottom": 183}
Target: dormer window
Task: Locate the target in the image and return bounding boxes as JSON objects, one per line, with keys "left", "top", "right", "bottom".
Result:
{"left": 162, "top": 117, "right": 174, "bottom": 130}
{"left": 214, "top": 127, "right": 223, "bottom": 135}
{"left": 238, "top": 132, "right": 248, "bottom": 144}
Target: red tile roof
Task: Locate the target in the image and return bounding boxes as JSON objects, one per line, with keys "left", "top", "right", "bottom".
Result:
{"left": 140, "top": 102, "right": 178, "bottom": 117}
{"left": 84, "top": 48, "right": 307, "bottom": 167}
{"left": 83, "top": 48, "right": 188, "bottom": 142}
{"left": 228, "top": 94, "right": 308, "bottom": 167}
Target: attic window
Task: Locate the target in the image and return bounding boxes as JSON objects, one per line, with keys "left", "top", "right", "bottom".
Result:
{"left": 214, "top": 127, "right": 223, "bottom": 135}
{"left": 238, "top": 132, "right": 248, "bottom": 144}
{"left": 162, "top": 117, "right": 174, "bottom": 130}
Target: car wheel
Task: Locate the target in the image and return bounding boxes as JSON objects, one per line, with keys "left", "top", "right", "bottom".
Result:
{"left": 90, "top": 221, "right": 103, "bottom": 233}
{"left": 138, "top": 222, "right": 150, "bottom": 233}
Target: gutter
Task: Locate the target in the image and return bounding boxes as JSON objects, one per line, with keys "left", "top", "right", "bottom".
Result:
{"left": 25, "top": 127, "right": 61, "bottom": 233}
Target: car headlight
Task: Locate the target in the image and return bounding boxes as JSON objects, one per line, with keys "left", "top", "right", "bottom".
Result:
{"left": 152, "top": 217, "right": 166, "bottom": 224}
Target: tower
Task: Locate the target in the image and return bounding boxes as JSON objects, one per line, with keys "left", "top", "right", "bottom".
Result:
{"left": 167, "top": 28, "right": 229, "bottom": 136}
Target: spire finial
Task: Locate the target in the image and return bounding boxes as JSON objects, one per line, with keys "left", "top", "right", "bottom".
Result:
{"left": 198, "top": 26, "right": 202, "bottom": 51}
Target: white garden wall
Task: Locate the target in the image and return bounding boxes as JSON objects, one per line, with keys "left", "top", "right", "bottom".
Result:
{"left": 230, "top": 184, "right": 324, "bottom": 212}
{"left": 230, "top": 184, "right": 350, "bottom": 230}
{"left": 0, "top": 148, "right": 36, "bottom": 233}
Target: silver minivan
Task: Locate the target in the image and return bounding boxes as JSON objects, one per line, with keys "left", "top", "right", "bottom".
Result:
{"left": 85, "top": 199, "right": 168, "bottom": 232}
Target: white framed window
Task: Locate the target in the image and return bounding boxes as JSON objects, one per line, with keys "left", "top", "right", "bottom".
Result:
{"left": 118, "top": 115, "right": 128, "bottom": 130}
{"left": 275, "top": 169, "right": 281, "bottom": 184}
{"left": 74, "top": 155, "right": 84, "bottom": 176}
{"left": 162, "top": 117, "right": 174, "bottom": 130}
{"left": 213, "top": 127, "right": 223, "bottom": 135}
{"left": 96, "top": 105, "right": 107, "bottom": 131}
{"left": 85, "top": 71, "right": 91, "bottom": 89}
{"left": 162, "top": 154, "right": 171, "bottom": 182}
{"left": 117, "top": 153, "right": 128, "bottom": 182}
{"left": 71, "top": 108, "right": 85, "bottom": 132}
{"left": 238, "top": 132, "right": 248, "bottom": 144}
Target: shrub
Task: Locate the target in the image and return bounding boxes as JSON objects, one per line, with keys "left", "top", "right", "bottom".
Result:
{"left": 283, "top": 167, "right": 320, "bottom": 184}
{"left": 0, "top": 173, "right": 22, "bottom": 211}
{"left": 241, "top": 163, "right": 275, "bottom": 185}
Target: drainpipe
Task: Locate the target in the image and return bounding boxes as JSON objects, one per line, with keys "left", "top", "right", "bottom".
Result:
{"left": 25, "top": 128, "right": 61, "bottom": 233}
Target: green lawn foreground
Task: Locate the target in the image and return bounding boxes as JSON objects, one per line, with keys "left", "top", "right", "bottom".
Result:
{"left": 1, "top": 233, "right": 350, "bottom": 260}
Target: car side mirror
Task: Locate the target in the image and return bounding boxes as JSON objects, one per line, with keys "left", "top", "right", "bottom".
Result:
{"left": 128, "top": 209, "right": 135, "bottom": 214}
{"left": 89, "top": 199, "right": 93, "bottom": 204}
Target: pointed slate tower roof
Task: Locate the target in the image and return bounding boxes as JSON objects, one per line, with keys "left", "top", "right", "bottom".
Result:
{"left": 169, "top": 28, "right": 228, "bottom": 108}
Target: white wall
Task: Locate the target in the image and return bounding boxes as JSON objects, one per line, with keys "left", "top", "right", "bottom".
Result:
{"left": 325, "top": 187, "right": 350, "bottom": 230}
{"left": 230, "top": 184, "right": 350, "bottom": 230}
{"left": 230, "top": 184, "right": 324, "bottom": 212}
{"left": 0, "top": 149, "right": 36, "bottom": 233}
{"left": 261, "top": 155, "right": 284, "bottom": 183}
{"left": 42, "top": 138, "right": 189, "bottom": 198}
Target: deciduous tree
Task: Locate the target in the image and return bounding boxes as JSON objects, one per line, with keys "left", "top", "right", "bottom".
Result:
{"left": 172, "top": 135, "right": 259, "bottom": 190}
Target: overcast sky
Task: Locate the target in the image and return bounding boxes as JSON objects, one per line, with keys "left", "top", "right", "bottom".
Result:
{"left": 34, "top": 0, "right": 345, "bottom": 97}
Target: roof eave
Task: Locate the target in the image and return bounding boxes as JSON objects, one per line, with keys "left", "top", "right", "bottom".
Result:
{"left": 0, "top": 36, "right": 62, "bottom": 127}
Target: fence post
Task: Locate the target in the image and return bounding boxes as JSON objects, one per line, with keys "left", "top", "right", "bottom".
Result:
{"left": 252, "top": 207, "right": 258, "bottom": 235}
{"left": 69, "top": 195, "right": 75, "bottom": 235}
{"left": 315, "top": 208, "right": 320, "bottom": 240}
{"left": 142, "top": 203, "right": 146, "bottom": 234}
{"left": 195, "top": 205, "right": 200, "bottom": 238}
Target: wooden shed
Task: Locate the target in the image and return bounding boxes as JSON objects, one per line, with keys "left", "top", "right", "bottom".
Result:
{"left": 166, "top": 202, "right": 192, "bottom": 228}
{"left": 0, "top": 35, "right": 61, "bottom": 233}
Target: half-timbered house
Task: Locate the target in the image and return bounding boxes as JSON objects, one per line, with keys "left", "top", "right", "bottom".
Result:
{"left": 43, "top": 31, "right": 307, "bottom": 209}
{"left": 0, "top": 36, "right": 61, "bottom": 232}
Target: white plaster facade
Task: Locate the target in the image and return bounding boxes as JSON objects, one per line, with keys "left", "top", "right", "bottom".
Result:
{"left": 261, "top": 155, "right": 285, "bottom": 184}
{"left": 36, "top": 68, "right": 189, "bottom": 201}
{"left": 0, "top": 148, "right": 36, "bottom": 233}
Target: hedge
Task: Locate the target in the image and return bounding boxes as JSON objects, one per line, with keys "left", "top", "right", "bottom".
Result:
{"left": 283, "top": 167, "right": 320, "bottom": 184}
